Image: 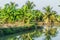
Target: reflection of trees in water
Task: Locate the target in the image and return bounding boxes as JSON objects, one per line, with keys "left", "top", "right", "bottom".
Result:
{"left": 20, "top": 30, "right": 43, "bottom": 40}
{"left": 44, "top": 27, "right": 57, "bottom": 40}
{"left": 14, "top": 25, "right": 58, "bottom": 40}
{"left": 15, "top": 29, "right": 43, "bottom": 40}
{"left": 2, "top": 25, "right": 58, "bottom": 40}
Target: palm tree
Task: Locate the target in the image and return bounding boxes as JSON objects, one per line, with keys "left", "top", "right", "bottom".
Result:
{"left": 57, "top": 15, "right": 60, "bottom": 22}
{"left": 43, "top": 6, "right": 58, "bottom": 30}
{"left": 43, "top": 6, "right": 58, "bottom": 25}
{"left": 26, "top": 1, "right": 35, "bottom": 10}
{"left": 43, "top": 6, "right": 52, "bottom": 23}
{"left": 21, "top": 1, "right": 35, "bottom": 24}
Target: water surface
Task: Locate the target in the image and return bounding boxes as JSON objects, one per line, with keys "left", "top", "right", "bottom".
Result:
{"left": 0, "top": 25, "right": 60, "bottom": 40}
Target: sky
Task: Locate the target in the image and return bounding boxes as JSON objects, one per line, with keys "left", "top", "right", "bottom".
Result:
{"left": 0, "top": 0, "right": 60, "bottom": 14}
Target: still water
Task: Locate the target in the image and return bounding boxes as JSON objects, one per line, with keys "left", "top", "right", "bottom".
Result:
{"left": 0, "top": 25, "right": 60, "bottom": 40}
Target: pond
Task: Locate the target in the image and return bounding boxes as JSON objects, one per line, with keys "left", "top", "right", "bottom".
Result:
{"left": 0, "top": 25, "right": 60, "bottom": 40}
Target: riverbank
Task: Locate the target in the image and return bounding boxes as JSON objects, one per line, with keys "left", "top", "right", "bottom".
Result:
{"left": 0, "top": 22, "right": 60, "bottom": 28}
{"left": 0, "top": 21, "right": 60, "bottom": 36}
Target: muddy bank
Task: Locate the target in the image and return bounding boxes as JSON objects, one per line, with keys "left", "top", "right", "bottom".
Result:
{"left": 0, "top": 22, "right": 60, "bottom": 28}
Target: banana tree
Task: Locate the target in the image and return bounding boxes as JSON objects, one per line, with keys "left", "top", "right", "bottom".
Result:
{"left": 3, "top": 2, "right": 18, "bottom": 23}
{"left": 0, "top": 8, "right": 7, "bottom": 24}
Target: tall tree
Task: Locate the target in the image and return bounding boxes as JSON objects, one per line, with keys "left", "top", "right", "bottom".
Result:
{"left": 43, "top": 6, "right": 57, "bottom": 24}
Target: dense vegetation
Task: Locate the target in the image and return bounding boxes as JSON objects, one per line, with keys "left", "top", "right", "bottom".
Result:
{"left": 0, "top": 1, "right": 60, "bottom": 26}
{"left": 0, "top": 1, "right": 60, "bottom": 40}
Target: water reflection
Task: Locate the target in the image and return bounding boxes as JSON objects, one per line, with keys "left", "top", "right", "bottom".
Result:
{"left": 0, "top": 25, "right": 59, "bottom": 40}
{"left": 44, "top": 27, "right": 57, "bottom": 40}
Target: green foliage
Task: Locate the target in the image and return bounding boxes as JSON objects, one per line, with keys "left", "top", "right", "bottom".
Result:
{"left": 43, "top": 6, "right": 58, "bottom": 24}
{"left": 0, "top": 1, "right": 59, "bottom": 24}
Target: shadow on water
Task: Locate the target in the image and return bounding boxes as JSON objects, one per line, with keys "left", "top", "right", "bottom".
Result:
{"left": 0, "top": 25, "right": 60, "bottom": 40}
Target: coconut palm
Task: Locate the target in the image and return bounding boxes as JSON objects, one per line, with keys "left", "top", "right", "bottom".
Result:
{"left": 57, "top": 15, "right": 60, "bottom": 22}
{"left": 43, "top": 6, "right": 58, "bottom": 25}
{"left": 20, "top": 1, "right": 35, "bottom": 24}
